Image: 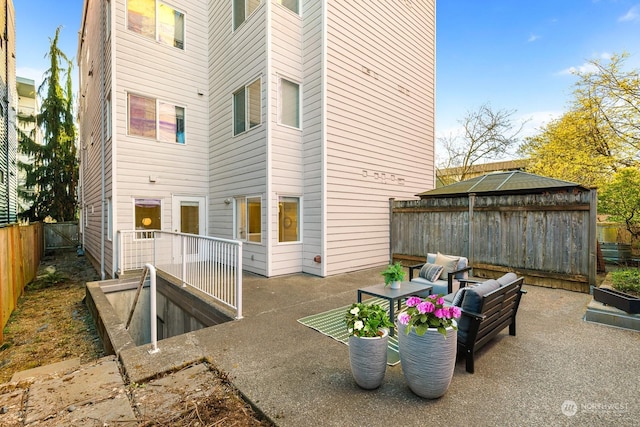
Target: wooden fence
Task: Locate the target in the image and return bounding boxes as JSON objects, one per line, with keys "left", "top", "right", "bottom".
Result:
{"left": 390, "top": 189, "right": 597, "bottom": 293}
{"left": 44, "top": 221, "right": 79, "bottom": 251}
{"left": 0, "top": 222, "right": 44, "bottom": 342}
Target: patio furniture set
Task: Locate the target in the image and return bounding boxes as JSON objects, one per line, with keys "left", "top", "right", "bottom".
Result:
{"left": 357, "top": 252, "right": 527, "bottom": 373}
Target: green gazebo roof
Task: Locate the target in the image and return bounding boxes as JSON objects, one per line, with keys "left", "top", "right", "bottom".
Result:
{"left": 417, "top": 171, "right": 589, "bottom": 198}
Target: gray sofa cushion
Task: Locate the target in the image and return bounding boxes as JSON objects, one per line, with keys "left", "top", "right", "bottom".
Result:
{"left": 460, "top": 279, "right": 500, "bottom": 313}
{"left": 411, "top": 277, "right": 457, "bottom": 297}
{"left": 497, "top": 272, "right": 518, "bottom": 286}
{"left": 457, "top": 279, "right": 500, "bottom": 342}
{"left": 451, "top": 287, "right": 467, "bottom": 306}
{"left": 410, "top": 276, "right": 449, "bottom": 296}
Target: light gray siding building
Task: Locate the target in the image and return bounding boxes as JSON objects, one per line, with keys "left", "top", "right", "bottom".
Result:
{"left": 0, "top": 0, "right": 16, "bottom": 226}
{"left": 79, "top": 0, "right": 435, "bottom": 278}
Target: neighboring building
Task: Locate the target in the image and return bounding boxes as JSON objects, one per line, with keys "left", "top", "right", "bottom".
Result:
{"left": 16, "top": 76, "right": 39, "bottom": 215}
{"left": 78, "top": 0, "right": 436, "bottom": 278}
{"left": 0, "top": 0, "right": 16, "bottom": 226}
{"left": 436, "top": 159, "right": 529, "bottom": 187}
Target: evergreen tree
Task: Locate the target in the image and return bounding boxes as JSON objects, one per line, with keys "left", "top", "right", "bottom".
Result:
{"left": 19, "top": 27, "right": 78, "bottom": 221}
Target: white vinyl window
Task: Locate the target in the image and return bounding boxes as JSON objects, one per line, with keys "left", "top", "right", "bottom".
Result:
{"left": 233, "top": 0, "right": 261, "bottom": 30}
{"left": 134, "top": 198, "right": 162, "bottom": 238}
{"left": 280, "top": 78, "right": 300, "bottom": 129}
{"left": 233, "top": 78, "right": 261, "bottom": 135}
{"left": 128, "top": 93, "right": 185, "bottom": 143}
{"left": 127, "top": 0, "right": 185, "bottom": 49}
{"left": 159, "top": 102, "right": 185, "bottom": 143}
{"left": 278, "top": 196, "right": 300, "bottom": 242}
{"left": 277, "top": 0, "right": 299, "bottom": 14}
{"left": 235, "top": 196, "right": 261, "bottom": 243}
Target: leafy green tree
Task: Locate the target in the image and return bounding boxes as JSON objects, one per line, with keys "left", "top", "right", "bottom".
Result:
{"left": 18, "top": 27, "right": 78, "bottom": 221}
{"left": 520, "top": 109, "right": 619, "bottom": 188}
{"left": 521, "top": 53, "right": 639, "bottom": 187}
{"left": 598, "top": 167, "right": 640, "bottom": 240}
{"left": 437, "top": 104, "right": 525, "bottom": 185}
{"left": 573, "top": 52, "right": 640, "bottom": 153}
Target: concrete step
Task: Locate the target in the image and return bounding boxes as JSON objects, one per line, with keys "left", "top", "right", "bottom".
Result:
{"left": 10, "top": 357, "right": 81, "bottom": 383}
{"left": 0, "top": 356, "right": 231, "bottom": 426}
{"left": 585, "top": 298, "right": 640, "bottom": 331}
{"left": 0, "top": 355, "right": 137, "bottom": 426}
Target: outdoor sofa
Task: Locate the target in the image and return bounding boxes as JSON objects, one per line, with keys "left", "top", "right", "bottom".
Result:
{"left": 445, "top": 272, "right": 527, "bottom": 373}
{"left": 408, "top": 252, "right": 472, "bottom": 295}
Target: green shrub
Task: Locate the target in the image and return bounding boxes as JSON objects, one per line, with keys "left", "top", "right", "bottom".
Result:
{"left": 28, "top": 267, "right": 68, "bottom": 290}
{"left": 610, "top": 269, "right": 640, "bottom": 296}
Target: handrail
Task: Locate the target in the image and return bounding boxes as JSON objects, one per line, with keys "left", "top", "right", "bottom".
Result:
{"left": 125, "top": 266, "right": 149, "bottom": 330}
{"left": 117, "top": 230, "right": 243, "bottom": 319}
{"left": 146, "top": 263, "right": 159, "bottom": 354}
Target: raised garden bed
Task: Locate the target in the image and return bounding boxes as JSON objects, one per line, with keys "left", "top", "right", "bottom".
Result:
{"left": 593, "top": 287, "right": 640, "bottom": 314}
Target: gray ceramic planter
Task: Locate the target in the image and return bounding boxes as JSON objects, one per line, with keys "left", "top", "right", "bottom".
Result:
{"left": 397, "top": 322, "right": 456, "bottom": 398}
{"left": 348, "top": 329, "right": 389, "bottom": 389}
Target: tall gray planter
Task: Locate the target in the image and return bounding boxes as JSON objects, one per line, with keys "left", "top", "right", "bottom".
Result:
{"left": 398, "top": 322, "right": 457, "bottom": 398}
{"left": 348, "top": 329, "right": 389, "bottom": 389}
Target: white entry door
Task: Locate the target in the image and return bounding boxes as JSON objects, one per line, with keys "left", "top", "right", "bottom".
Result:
{"left": 172, "top": 196, "right": 206, "bottom": 235}
{"left": 172, "top": 196, "right": 206, "bottom": 261}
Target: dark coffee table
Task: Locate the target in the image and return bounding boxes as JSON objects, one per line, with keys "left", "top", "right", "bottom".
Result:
{"left": 357, "top": 282, "right": 433, "bottom": 336}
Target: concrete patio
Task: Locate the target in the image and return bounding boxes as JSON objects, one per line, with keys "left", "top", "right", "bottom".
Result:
{"left": 119, "top": 266, "right": 639, "bottom": 426}
{"left": 2, "top": 266, "right": 638, "bottom": 425}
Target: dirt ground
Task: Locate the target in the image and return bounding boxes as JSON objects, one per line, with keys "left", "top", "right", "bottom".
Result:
{"left": 0, "top": 251, "right": 104, "bottom": 383}
{"left": 0, "top": 250, "right": 272, "bottom": 426}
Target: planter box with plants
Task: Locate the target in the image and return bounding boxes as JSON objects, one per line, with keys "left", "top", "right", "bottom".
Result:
{"left": 593, "top": 268, "right": 640, "bottom": 314}
{"left": 593, "top": 288, "right": 640, "bottom": 314}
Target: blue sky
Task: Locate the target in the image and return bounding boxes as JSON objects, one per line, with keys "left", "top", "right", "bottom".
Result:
{"left": 436, "top": 0, "right": 640, "bottom": 141}
{"left": 13, "top": 0, "right": 640, "bottom": 145}
{"left": 14, "top": 0, "right": 83, "bottom": 89}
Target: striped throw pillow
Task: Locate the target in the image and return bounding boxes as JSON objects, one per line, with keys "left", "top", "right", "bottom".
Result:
{"left": 419, "top": 263, "right": 444, "bottom": 282}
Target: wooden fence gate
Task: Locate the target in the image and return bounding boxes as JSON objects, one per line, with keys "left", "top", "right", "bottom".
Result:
{"left": 44, "top": 221, "right": 79, "bottom": 251}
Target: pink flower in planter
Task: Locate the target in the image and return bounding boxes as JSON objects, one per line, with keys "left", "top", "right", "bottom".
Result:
{"left": 450, "top": 306, "right": 462, "bottom": 319}
{"left": 398, "top": 312, "right": 411, "bottom": 325}
{"left": 399, "top": 294, "right": 462, "bottom": 337}
{"left": 406, "top": 296, "right": 421, "bottom": 307}
{"left": 417, "top": 301, "right": 435, "bottom": 314}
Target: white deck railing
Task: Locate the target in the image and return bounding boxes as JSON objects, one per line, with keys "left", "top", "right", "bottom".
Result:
{"left": 117, "top": 230, "right": 243, "bottom": 319}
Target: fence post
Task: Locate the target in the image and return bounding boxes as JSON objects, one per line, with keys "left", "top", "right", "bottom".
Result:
{"left": 588, "top": 189, "right": 597, "bottom": 287}
{"left": 468, "top": 193, "right": 475, "bottom": 264}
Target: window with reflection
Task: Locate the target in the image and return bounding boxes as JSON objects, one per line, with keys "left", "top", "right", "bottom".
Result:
{"left": 127, "top": 0, "right": 185, "bottom": 49}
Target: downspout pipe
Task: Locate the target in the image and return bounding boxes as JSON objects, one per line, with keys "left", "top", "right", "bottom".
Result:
{"left": 100, "top": 0, "right": 106, "bottom": 279}
{"left": 4, "top": 0, "right": 10, "bottom": 224}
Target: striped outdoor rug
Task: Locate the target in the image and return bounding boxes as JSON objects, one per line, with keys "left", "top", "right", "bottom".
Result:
{"left": 297, "top": 298, "right": 400, "bottom": 365}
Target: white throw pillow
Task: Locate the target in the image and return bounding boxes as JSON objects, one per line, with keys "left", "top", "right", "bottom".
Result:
{"left": 434, "top": 252, "right": 460, "bottom": 281}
